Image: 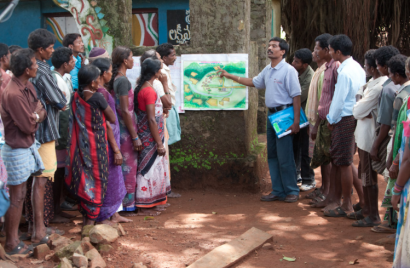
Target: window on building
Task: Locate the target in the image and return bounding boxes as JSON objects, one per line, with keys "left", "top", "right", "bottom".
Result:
{"left": 132, "top": 8, "right": 159, "bottom": 46}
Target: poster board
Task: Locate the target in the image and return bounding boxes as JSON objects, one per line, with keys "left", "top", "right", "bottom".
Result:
{"left": 181, "top": 54, "right": 248, "bottom": 110}
{"left": 126, "top": 56, "right": 184, "bottom": 113}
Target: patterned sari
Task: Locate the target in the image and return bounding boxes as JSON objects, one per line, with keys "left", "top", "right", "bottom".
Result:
{"left": 65, "top": 92, "right": 109, "bottom": 220}
{"left": 394, "top": 108, "right": 410, "bottom": 267}
{"left": 112, "top": 81, "right": 139, "bottom": 211}
{"left": 136, "top": 87, "right": 170, "bottom": 208}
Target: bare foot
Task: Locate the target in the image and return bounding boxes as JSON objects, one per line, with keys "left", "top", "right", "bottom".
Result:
{"left": 157, "top": 203, "right": 171, "bottom": 208}
{"left": 152, "top": 206, "right": 166, "bottom": 212}
{"left": 50, "top": 214, "right": 71, "bottom": 224}
{"left": 137, "top": 208, "right": 161, "bottom": 216}
{"left": 119, "top": 210, "right": 145, "bottom": 217}
{"left": 98, "top": 219, "right": 117, "bottom": 227}
{"left": 168, "top": 191, "right": 181, "bottom": 198}
{"left": 111, "top": 212, "right": 133, "bottom": 223}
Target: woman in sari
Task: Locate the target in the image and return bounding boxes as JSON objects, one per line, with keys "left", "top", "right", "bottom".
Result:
{"left": 134, "top": 58, "right": 170, "bottom": 216}
{"left": 107, "top": 46, "right": 142, "bottom": 213}
{"left": 66, "top": 65, "right": 116, "bottom": 226}
{"left": 92, "top": 58, "right": 131, "bottom": 224}
{"left": 392, "top": 99, "right": 410, "bottom": 267}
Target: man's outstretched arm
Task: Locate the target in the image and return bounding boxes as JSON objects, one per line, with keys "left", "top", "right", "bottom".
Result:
{"left": 217, "top": 70, "right": 255, "bottom": 87}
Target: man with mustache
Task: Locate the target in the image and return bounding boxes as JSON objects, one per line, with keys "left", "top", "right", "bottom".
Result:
{"left": 219, "top": 37, "right": 301, "bottom": 203}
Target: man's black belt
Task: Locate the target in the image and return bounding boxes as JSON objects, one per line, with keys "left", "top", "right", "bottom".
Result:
{"left": 268, "top": 104, "right": 292, "bottom": 114}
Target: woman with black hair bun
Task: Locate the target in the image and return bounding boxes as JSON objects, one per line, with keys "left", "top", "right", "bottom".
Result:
{"left": 107, "top": 46, "right": 142, "bottom": 214}
{"left": 66, "top": 65, "right": 116, "bottom": 227}
{"left": 134, "top": 58, "right": 170, "bottom": 216}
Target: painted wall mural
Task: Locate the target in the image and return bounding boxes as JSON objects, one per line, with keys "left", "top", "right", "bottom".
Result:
{"left": 46, "top": 16, "right": 80, "bottom": 46}
{"left": 132, "top": 13, "right": 159, "bottom": 46}
{"left": 52, "top": 0, "right": 114, "bottom": 54}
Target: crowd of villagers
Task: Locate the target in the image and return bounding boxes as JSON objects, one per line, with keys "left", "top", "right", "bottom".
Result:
{"left": 0, "top": 29, "right": 182, "bottom": 256}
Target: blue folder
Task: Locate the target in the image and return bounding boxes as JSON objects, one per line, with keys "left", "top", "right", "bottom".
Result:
{"left": 268, "top": 106, "right": 309, "bottom": 138}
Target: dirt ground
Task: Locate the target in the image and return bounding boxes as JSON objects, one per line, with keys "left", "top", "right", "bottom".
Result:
{"left": 5, "top": 154, "right": 395, "bottom": 268}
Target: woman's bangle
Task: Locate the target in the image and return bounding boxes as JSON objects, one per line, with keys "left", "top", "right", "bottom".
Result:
{"left": 157, "top": 146, "right": 165, "bottom": 150}
{"left": 165, "top": 92, "right": 171, "bottom": 95}
{"left": 393, "top": 161, "right": 399, "bottom": 166}
{"left": 395, "top": 182, "right": 404, "bottom": 189}
{"left": 393, "top": 188, "right": 402, "bottom": 195}
{"left": 238, "top": 76, "right": 241, "bottom": 82}
{"left": 114, "top": 150, "right": 121, "bottom": 155}
{"left": 132, "top": 136, "right": 139, "bottom": 141}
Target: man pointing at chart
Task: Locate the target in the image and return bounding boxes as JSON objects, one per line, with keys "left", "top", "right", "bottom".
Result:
{"left": 218, "top": 37, "right": 302, "bottom": 203}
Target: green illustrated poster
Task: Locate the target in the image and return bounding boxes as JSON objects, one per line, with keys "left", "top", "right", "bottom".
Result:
{"left": 181, "top": 54, "right": 248, "bottom": 110}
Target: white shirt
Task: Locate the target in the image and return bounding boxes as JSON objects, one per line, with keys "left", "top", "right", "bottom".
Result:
{"left": 161, "top": 64, "right": 176, "bottom": 106}
{"left": 353, "top": 76, "right": 388, "bottom": 152}
{"left": 153, "top": 79, "right": 165, "bottom": 97}
{"left": 53, "top": 71, "right": 73, "bottom": 110}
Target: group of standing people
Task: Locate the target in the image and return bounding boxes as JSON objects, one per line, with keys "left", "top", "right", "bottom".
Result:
{"left": 220, "top": 34, "right": 410, "bottom": 266}
{"left": 0, "top": 28, "right": 181, "bottom": 255}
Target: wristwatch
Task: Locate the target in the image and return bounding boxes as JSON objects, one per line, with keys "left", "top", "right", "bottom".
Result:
{"left": 34, "top": 112, "right": 39, "bottom": 122}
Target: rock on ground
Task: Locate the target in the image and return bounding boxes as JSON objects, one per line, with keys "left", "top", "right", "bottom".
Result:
{"left": 48, "top": 234, "right": 73, "bottom": 251}
{"left": 97, "top": 244, "right": 113, "bottom": 256}
{"left": 89, "top": 224, "right": 119, "bottom": 244}
{"left": 82, "top": 225, "right": 94, "bottom": 238}
{"left": 33, "top": 244, "right": 51, "bottom": 260}
{"left": 131, "top": 263, "right": 147, "bottom": 268}
{"left": 54, "top": 241, "right": 82, "bottom": 262}
{"left": 85, "top": 249, "right": 106, "bottom": 268}
{"left": 60, "top": 257, "right": 73, "bottom": 268}
{"left": 0, "top": 260, "right": 17, "bottom": 268}
{"left": 72, "top": 252, "right": 88, "bottom": 268}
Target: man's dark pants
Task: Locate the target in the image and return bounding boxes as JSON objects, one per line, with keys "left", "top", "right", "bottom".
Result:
{"left": 293, "top": 127, "right": 315, "bottom": 184}
{"left": 267, "top": 112, "right": 299, "bottom": 198}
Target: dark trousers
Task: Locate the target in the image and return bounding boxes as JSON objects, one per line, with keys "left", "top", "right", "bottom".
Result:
{"left": 293, "top": 127, "right": 315, "bottom": 184}
{"left": 267, "top": 113, "right": 299, "bottom": 197}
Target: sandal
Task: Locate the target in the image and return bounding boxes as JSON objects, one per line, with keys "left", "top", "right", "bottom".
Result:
{"left": 324, "top": 207, "right": 348, "bottom": 217}
{"left": 46, "top": 227, "right": 65, "bottom": 236}
{"left": 305, "top": 188, "right": 321, "bottom": 199}
{"left": 309, "top": 194, "right": 326, "bottom": 205}
{"left": 6, "top": 241, "right": 33, "bottom": 256}
{"left": 352, "top": 216, "right": 380, "bottom": 227}
{"left": 371, "top": 225, "right": 396, "bottom": 233}
{"left": 346, "top": 209, "right": 364, "bottom": 220}
{"left": 32, "top": 235, "right": 50, "bottom": 247}
{"left": 353, "top": 203, "right": 362, "bottom": 212}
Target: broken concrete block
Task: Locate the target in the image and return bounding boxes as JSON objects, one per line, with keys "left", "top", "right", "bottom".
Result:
{"left": 60, "top": 257, "right": 73, "bottom": 268}
{"left": 54, "top": 241, "right": 82, "bottom": 261}
{"left": 34, "top": 244, "right": 51, "bottom": 260}
{"left": 80, "top": 240, "right": 95, "bottom": 253}
{"left": 85, "top": 249, "right": 106, "bottom": 268}
{"left": 97, "top": 244, "right": 113, "bottom": 256}
{"left": 68, "top": 227, "right": 82, "bottom": 234}
{"left": 89, "top": 225, "right": 119, "bottom": 244}
{"left": 82, "top": 225, "right": 94, "bottom": 238}
{"left": 48, "top": 234, "right": 73, "bottom": 251}
{"left": 72, "top": 253, "right": 88, "bottom": 268}
{"left": 131, "top": 263, "right": 147, "bottom": 268}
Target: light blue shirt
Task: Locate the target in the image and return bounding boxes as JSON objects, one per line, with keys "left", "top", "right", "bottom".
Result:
{"left": 326, "top": 57, "right": 366, "bottom": 124}
{"left": 253, "top": 59, "right": 301, "bottom": 107}
{"left": 70, "top": 55, "right": 81, "bottom": 90}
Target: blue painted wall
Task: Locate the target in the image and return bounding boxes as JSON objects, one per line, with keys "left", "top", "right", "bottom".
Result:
{"left": 132, "top": 0, "right": 189, "bottom": 44}
{"left": 0, "top": 0, "right": 65, "bottom": 48}
{"left": 0, "top": 0, "right": 189, "bottom": 47}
